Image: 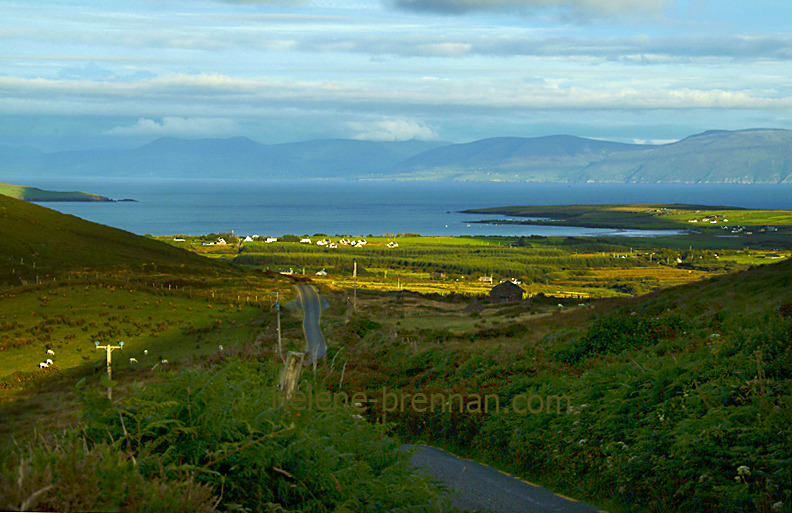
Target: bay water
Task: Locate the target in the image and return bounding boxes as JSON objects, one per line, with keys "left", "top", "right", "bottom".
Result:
{"left": 24, "top": 178, "right": 792, "bottom": 237}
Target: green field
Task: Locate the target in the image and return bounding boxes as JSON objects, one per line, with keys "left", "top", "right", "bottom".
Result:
{"left": 173, "top": 221, "right": 789, "bottom": 299}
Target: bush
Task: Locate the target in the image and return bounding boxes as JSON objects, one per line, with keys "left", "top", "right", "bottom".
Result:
{"left": 0, "top": 433, "right": 216, "bottom": 512}
{"left": 70, "top": 359, "right": 450, "bottom": 512}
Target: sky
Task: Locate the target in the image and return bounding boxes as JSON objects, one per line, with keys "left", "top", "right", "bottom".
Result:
{"left": 1, "top": 0, "right": 791, "bottom": 151}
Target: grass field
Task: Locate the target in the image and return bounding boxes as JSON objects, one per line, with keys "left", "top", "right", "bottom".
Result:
{"left": 176, "top": 226, "right": 789, "bottom": 299}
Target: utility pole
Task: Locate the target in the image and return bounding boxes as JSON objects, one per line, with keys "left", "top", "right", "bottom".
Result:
{"left": 276, "top": 291, "right": 283, "bottom": 362}
{"left": 95, "top": 340, "right": 124, "bottom": 400}
{"left": 353, "top": 260, "right": 357, "bottom": 313}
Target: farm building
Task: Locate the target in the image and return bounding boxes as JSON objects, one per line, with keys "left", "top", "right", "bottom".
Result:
{"left": 489, "top": 281, "right": 525, "bottom": 303}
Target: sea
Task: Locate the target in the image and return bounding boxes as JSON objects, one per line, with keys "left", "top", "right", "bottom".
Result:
{"left": 21, "top": 178, "right": 792, "bottom": 238}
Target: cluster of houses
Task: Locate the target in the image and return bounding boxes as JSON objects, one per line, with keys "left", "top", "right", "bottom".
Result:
{"left": 296, "top": 238, "right": 398, "bottom": 248}
{"left": 720, "top": 225, "right": 778, "bottom": 235}
{"left": 184, "top": 234, "right": 405, "bottom": 248}
{"left": 201, "top": 237, "right": 228, "bottom": 246}
{"left": 687, "top": 214, "right": 729, "bottom": 224}
{"left": 682, "top": 214, "right": 781, "bottom": 236}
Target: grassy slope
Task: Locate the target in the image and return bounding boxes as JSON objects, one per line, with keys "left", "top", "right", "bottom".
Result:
{"left": 0, "top": 194, "right": 225, "bottom": 284}
{"left": 0, "top": 182, "right": 111, "bottom": 202}
{"left": 318, "top": 257, "right": 792, "bottom": 513}
{"left": 0, "top": 197, "right": 295, "bottom": 440}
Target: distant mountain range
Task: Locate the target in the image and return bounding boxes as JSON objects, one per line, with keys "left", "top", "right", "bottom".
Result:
{"left": 2, "top": 128, "right": 791, "bottom": 183}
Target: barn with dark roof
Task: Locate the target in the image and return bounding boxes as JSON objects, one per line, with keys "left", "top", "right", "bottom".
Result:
{"left": 489, "top": 281, "right": 525, "bottom": 303}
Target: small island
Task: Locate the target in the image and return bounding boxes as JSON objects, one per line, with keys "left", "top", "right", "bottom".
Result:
{"left": 0, "top": 182, "right": 131, "bottom": 202}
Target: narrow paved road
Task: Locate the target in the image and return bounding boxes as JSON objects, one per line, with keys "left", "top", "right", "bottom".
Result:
{"left": 403, "top": 444, "right": 607, "bottom": 513}
{"left": 293, "top": 284, "right": 329, "bottom": 364}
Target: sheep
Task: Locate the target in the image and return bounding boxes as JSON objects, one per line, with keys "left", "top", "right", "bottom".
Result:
{"left": 46, "top": 349, "right": 55, "bottom": 356}
{"left": 161, "top": 359, "right": 168, "bottom": 364}
{"left": 218, "top": 345, "right": 223, "bottom": 351}
{"left": 129, "top": 357, "right": 138, "bottom": 363}
{"left": 143, "top": 349, "right": 148, "bottom": 356}
{"left": 39, "top": 362, "right": 49, "bottom": 368}
{"left": 46, "top": 359, "right": 53, "bottom": 365}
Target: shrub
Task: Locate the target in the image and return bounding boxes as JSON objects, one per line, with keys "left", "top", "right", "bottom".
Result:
{"left": 72, "top": 359, "right": 450, "bottom": 513}
{"left": 0, "top": 433, "right": 216, "bottom": 512}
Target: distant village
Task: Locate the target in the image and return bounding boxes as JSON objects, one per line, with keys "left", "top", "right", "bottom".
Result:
{"left": 648, "top": 207, "right": 781, "bottom": 235}
{"left": 173, "top": 232, "right": 400, "bottom": 249}
{"left": 684, "top": 213, "right": 780, "bottom": 235}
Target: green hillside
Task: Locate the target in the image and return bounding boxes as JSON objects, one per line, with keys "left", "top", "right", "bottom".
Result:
{"left": 0, "top": 182, "right": 112, "bottom": 202}
{"left": 328, "top": 256, "right": 792, "bottom": 512}
{"left": 0, "top": 194, "right": 222, "bottom": 284}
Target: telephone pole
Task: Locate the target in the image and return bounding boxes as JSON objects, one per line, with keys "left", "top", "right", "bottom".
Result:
{"left": 276, "top": 291, "right": 283, "bottom": 362}
{"left": 353, "top": 260, "right": 357, "bottom": 313}
{"left": 95, "top": 340, "right": 124, "bottom": 399}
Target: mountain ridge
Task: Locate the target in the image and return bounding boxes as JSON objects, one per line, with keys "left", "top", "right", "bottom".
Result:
{"left": 2, "top": 128, "right": 790, "bottom": 183}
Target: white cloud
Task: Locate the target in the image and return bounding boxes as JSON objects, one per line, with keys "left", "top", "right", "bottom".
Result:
{"left": 392, "top": 0, "right": 671, "bottom": 18}
{"left": 348, "top": 118, "right": 439, "bottom": 141}
{"left": 105, "top": 117, "right": 240, "bottom": 137}
{"left": 632, "top": 138, "right": 680, "bottom": 145}
{"left": 2, "top": 74, "right": 791, "bottom": 118}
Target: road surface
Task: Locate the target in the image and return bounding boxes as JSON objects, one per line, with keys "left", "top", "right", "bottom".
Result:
{"left": 293, "top": 284, "right": 329, "bottom": 364}
{"left": 403, "top": 444, "right": 607, "bottom": 513}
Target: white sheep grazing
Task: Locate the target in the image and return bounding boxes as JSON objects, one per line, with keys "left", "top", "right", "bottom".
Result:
{"left": 46, "top": 349, "right": 55, "bottom": 355}
{"left": 161, "top": 359, "right": 168, "bottom": 364}
{"left": 46, "top": 359, "right": 53, "bottom": 365}
{"left": 129, "top": 357, "right": 138, "bottom": 363}
{"left": 39, "top": 362, "right": 49, "bottom": 368}
{"left": 144, "top": 349, "right": 148, "bottom": 356}
{"left": 218, "top": 345, "right": 223, "bottom": 351}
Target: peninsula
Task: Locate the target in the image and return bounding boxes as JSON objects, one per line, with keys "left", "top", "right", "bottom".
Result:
{"left": 0, "top": 182, "right": 122, "bottom": 202}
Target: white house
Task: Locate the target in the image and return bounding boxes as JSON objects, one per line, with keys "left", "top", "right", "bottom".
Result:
{"left": 266, "top": 237, "right": 278, "bottom": 243}
{"left": 300, "top": 238, "right": 312, "bottom": 244}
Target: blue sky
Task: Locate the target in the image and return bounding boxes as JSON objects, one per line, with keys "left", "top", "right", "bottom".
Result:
{"left": 1, "top": 0, "right": 791, "bottom": 151}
